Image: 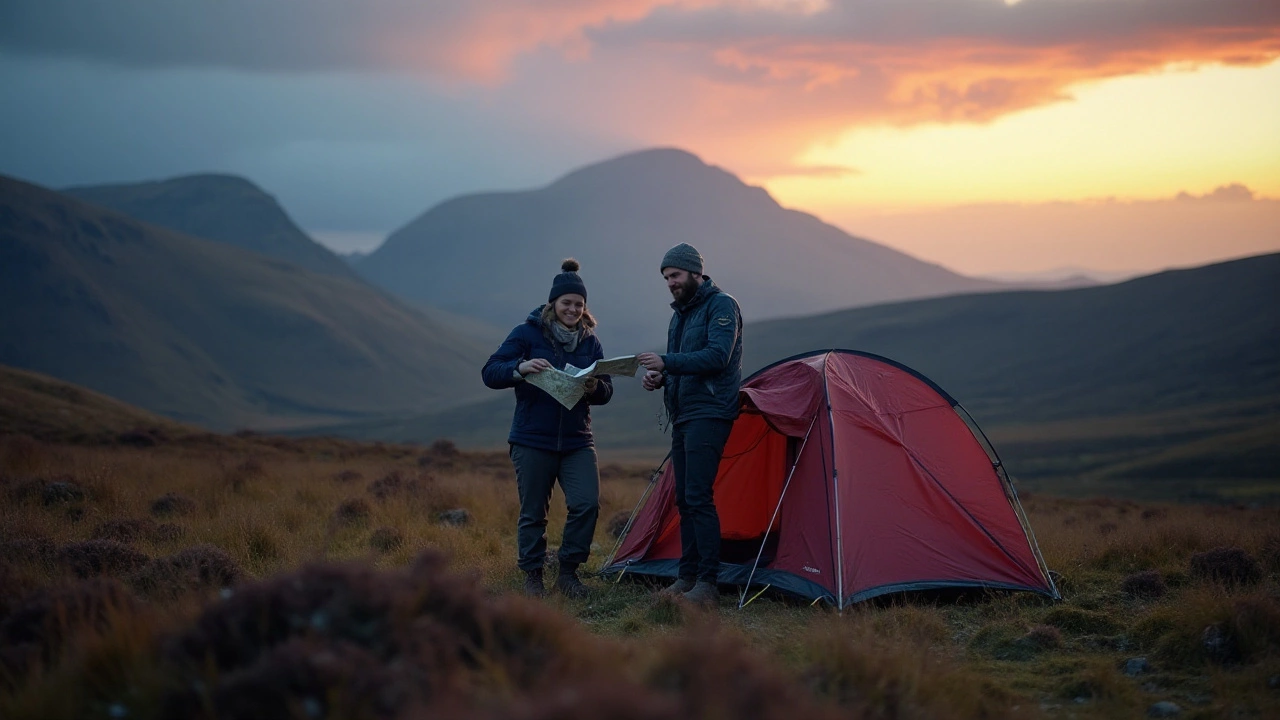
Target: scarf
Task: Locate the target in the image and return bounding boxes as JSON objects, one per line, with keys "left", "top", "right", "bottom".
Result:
{"left": 550, "top": 320, "right": 581, "bottom": 353}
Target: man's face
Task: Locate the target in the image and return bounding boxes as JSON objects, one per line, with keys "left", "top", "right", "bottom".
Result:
{"left": 662, "top": 268, "right": 700, "bottom": 303}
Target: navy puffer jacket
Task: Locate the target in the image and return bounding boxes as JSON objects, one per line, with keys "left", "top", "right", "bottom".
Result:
{"left": 481, "top": 307, "right": 614, "bottom": 452}
{"left": 661, "top": 277, "right": 743, "bottom": 425}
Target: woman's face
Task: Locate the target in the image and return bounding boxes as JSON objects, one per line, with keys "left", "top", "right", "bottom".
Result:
{"left": 554, "top": 294, "right": 585, "bottom": 327}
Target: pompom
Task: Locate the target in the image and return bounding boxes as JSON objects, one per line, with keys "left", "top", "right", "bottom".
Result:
{"left": 561, "top": 258, "right": 580, "bottom": 272}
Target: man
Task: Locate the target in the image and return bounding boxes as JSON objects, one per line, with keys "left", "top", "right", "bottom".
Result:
{"left": 637, "top": 243, "right": 743, "bottom": 607}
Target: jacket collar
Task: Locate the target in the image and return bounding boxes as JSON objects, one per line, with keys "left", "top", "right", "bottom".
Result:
{"left": 671, "top": 276, "right": 719, "bottom": 312}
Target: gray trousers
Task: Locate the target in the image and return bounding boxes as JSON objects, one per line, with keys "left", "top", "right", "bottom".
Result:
{"left": 509, "top": 444, "right": 600, "bottom": 572}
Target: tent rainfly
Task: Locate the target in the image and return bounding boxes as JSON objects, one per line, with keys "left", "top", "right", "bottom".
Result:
{"left": 603, "top": 349, "right": 1059, "bottom": 609}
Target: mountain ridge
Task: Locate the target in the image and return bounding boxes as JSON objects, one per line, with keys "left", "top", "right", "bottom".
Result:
{"left": 355, "top": 147, "right": 1006, "bottom": 349}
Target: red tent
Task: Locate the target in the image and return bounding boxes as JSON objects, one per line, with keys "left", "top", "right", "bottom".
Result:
{"left": 603, "top": 350, "right": 1058, "bottom": 608}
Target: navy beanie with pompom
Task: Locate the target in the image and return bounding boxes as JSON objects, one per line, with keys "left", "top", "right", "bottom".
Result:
{"left": 548, "top": 258, "right": 587, "bottom": 303}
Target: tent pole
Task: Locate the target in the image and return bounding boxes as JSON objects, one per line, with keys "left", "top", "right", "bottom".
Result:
{"left": 737, "top": 416, "right": 818, "bottom": 609}
{"left": 598, "top": 453, "right": 670, "bottom": 575}
{"left": 955, "top": 403, "right": 1060, "bottom": 600}
{"left": 820, "top": 352, "right": 845, "bottom": 611}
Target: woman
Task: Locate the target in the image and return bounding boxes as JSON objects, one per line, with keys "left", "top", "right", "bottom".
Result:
{"left": 481, "top": 259, "right": 613, "bottom": 598}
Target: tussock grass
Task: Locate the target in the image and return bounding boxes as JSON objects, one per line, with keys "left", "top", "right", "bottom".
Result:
{"left": 1, "top": 434, "right": 1278, "bottom": 718}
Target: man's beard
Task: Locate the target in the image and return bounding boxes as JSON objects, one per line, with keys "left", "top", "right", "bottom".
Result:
{"left": 671, "top": 275, "right": 699, "bottom": 303}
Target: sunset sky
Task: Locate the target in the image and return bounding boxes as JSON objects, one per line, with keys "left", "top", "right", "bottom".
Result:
{"left": 1, "top": 0, "right": 1277, "bottom": 275}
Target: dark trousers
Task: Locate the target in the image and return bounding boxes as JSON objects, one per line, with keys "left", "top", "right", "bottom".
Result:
{"left": 671, "top": 418, "right": 734, "bottom": 583}
{"left": 509, "top": 444, "right": 600, "bottom": 572}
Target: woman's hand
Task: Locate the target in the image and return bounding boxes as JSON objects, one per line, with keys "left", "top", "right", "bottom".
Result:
{"left": 518, "top": 359, "right": 552, "bottom": 376}
{"left": 583, "top": 377, "right": 599, "bottom": 393}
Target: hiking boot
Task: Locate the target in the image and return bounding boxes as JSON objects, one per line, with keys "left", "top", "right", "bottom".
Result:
{"left": 523, "top": 568, "right": 545, "bottom": 598}
{"left": 556, "top": 566, "right": 590, "bottom": 599}
{"left": 656, "top": 577, "right": 695, "bottom": 599}
{"left": 682, "top": 581, "right": 719, "bottom": 608}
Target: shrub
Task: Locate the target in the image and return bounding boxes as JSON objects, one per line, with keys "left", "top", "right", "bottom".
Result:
{"left": 150, "top": 492, "right": 198, "bottom": 517}
{"left": 369, "top": 527, "right": 404, "bottom": 554}
{"left": 332, "top": 469, "right": 363, "bottom": 484}
{"left": 56, "top": 539, "right": 150, "bottom": 578}
{"left": 159, "top": 551, "right": 604, "bottom": 718}
{"left": 0, "top": 578, "right": 137, "bottom": 681}
{"left": 333, "top": 498, "right": 372, "bottom": 526}
{"left": 1189, "top": 546, "right": 1262, "bottom": 587}
{"left": 0, "top": 535, "right": 56, "bottom": 567}
{"left": 130, "top": 544, "right": 245, "bottom": 599}
{"left": 41, "top": 478, "right": 86, "bottom": 505}
{"left": 91, "top": 517, "right": 159, "bottom": 544}
{"left": 153, "top": 523, "right": 187, "bottom": 542}
{"left": 1121, "top": 570, "right": 1167, "bottom": 600}
{"left": 1022, "top": 624, "right": 1064, "bottom": 650}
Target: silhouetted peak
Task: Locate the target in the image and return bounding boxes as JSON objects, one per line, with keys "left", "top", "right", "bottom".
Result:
{"left": 547, "top": 147, "right": 748, "bottom": 196}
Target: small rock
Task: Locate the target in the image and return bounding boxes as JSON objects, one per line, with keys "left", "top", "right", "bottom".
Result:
{"left": 1148, "top": 701, "right": 1182, "bottom": 717}
{"left": 1073, "top": 696, "right": 1089, "bottom": 704}
{"left": 437, "top": 508, "right": 470, "bottom": 526}
{"left": 107, "top": 703, "right": 129, "bottom": 718}
{"left": 1123, "top": 657, "right": 1151, "bottom": 677}
{"left": 1269, "top": 675, "right": 1279, "bottom": 689}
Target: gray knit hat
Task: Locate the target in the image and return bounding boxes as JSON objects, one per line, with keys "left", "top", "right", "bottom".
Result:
{"left": 548, "top": 258, "right": 587, "bottom": 302}
{"left": 660, "top": 243, "right": 703, "bottom": 274}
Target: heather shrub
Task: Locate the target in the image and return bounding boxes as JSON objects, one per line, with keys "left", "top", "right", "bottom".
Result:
{"left": 159, "top": 551, "right": 604, "bottom": 718}
{"left": 334, "top": 498, "right": 372, "bottom": 526}
{"left": 0, "top": 536, "right": 56, "bottom": 567}
{"left": 56, "top": 539, "right": 150, "bottom": 578}
{"left": 1258, "top": 534, "right": 1280, "bottom": 574}
{"left": 130, "top": 544, "right": 246, "bottom": 599}
{"left": 1189, "top": 546, "right": 1262, "bottom": 587}
{"left": 647, "top": 625, "right": 843, "bottom": 720}
{"left": 1022, "top": 624, "right": 1064, "bottom": 650}
{"left": 149, "top": 492, "right": 198, "bottom": 517}
{"left": 153, "top": 523, "right": 187, "bottom": 542}
{"left": 0, "top": 578, "right": 137, "bottom": 681}
{"left": 369, "top": 527, "right": 404, "bottom": 553}
{"left": 1121, "top": 570, "right": 1167, "bottom": 600}
{"left": 333, "top": 469, "right": 363, "bottom": 484}
{"left": 91, "top": 517, "right": 159, "bottom": 544}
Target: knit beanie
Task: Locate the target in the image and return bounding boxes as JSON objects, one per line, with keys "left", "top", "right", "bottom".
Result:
{"left": 548, "top": 258, "right": 588, "bottom": 303}
{"left": 660, "top": 243, "right": 703, "bottom": 275}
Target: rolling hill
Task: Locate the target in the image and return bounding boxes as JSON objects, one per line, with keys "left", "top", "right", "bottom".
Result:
{"left": 63, "top": 174, "right": 359, "bottom": 280}
{"left": 354, "top": 148, "right": 1004, "bottom": 350}
{"left": 321, "top": 253, "right": 1280, "bottom": 497}
{"left": 0, "top": 174, "right": 493, "bottom": 430}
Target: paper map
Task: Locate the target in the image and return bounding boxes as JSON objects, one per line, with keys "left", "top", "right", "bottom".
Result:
{"left": 524, "top": 355, "right": 645, "bottom": 409}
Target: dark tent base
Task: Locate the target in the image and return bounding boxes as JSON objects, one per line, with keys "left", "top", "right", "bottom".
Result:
{"left": 601, "top": 559, "right": 1059, "bottom": 609}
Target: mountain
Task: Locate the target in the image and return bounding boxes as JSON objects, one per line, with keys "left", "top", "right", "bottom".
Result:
{"left": 355, "top": 148, "right": 1004, "bottom": 350}
{"left": 63, "top": 174, "right": 358, "bottom": 280}
{"left": 319, "top": 253, "right": 1280, "bottom": 498}
{"left": 0, "top": 174, "right": 492, "bottom": 430}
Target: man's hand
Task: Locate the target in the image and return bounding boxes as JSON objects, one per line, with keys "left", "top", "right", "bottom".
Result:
{"left": 637, "top": 352, "right": 665, "bottom": 372}
{"left": 583, "top": 377, "right": 599, "bottom": 393}
{"left": 518, "top": 358, "right": 552, "bottom": 375}
{"left": 641, "top": 370, "right": 664, "bottom": 391}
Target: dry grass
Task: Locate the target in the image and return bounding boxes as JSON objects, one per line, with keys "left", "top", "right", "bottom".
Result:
{"left": 0, "top": 435, "right": 1278, "bottom": 719}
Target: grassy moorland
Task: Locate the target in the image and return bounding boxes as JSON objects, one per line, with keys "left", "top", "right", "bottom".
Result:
{"left": 1, "top": 429, "right": 1278, "bottom": 720}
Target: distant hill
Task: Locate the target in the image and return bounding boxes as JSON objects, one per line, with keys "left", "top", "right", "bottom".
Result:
{"left": 0, "top": 364, "right": 193, "bottom": 444}
{"left": 0, "top": 174, "right": 493, "bottom": 430}
{"left": 355, "top": 148, "right": 1004, "bottom": 350}
{"left": 63, "top": 174, "right": 358, "bottom": 280}
{"left": 320, "top": 253, "right": 1280, "bottom": 498}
